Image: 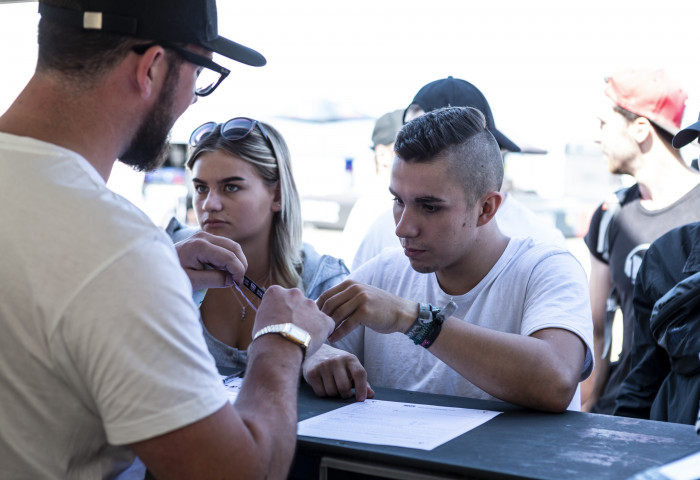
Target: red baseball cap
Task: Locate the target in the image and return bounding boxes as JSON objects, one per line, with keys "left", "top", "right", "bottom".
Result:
{"left": 604, "top": 68, "right": 687, "bottom": 135}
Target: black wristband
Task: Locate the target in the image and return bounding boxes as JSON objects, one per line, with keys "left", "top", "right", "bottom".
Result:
{"left": 405, "top": 303, "right": 436, "bottom": 345}
{"left": 405, "top": 302, "right": 457, "bottom": 348}
{"left": 420, "top": 313, "right": 444, "bottom": 348}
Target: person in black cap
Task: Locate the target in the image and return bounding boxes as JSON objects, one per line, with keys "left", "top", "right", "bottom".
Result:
{"left": 403, "top": 76, "right": 521, "bottom": 153}
{"left": 614, "top": 111, "right": 700, "bottom": 427}
{"left": 403, "top": 78, "right": 570, "bottom": 250}
{"left": 348, "top": 77, "right": 566, "bottom": 272}
{"left": 406, "top": 78, "right": 565, "bottom": 240}
{"left": 0, "top": 1, "right": 333, "bottom": 478}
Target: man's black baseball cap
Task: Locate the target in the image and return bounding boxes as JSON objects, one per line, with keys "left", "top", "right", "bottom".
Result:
{"left": 38, "top": 0, "right": 266, "bottom": 67}
{"left": 406, "top": 76, "right": 520, "bottom": 153}
{"left": 672, "top": 112, "right": 700, "bottom": 148}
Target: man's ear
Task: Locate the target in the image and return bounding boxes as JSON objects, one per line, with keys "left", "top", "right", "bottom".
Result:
{"left": 134, "top": 45, "right": 168, "bottom": 99}
{"left": 476, "top": 191, "right": 503, "bottom": 226}
{"left": 631, "top": 116, "right": 653, "bottom": 145}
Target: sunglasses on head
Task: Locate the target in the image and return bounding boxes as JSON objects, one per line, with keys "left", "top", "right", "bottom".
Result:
{"left": 189, "top": 117, "right": 274, "bottom": 152}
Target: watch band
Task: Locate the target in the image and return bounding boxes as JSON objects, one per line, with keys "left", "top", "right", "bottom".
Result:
{"left": 252, "top": 323, "right": 310, "bottom": 360}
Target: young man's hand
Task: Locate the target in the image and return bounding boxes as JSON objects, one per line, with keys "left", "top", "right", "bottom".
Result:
{"left": 317, "top": 280, "right": 418, "bottom": 342}
{"left": 303, "top": 344, "right": 375, "bottom": 401}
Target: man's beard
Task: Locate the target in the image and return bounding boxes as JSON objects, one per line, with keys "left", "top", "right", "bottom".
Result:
{"left": 119, "top": 65, "right": 179, "bottom": 172}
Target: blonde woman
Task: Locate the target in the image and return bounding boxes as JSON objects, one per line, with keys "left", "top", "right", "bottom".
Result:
{"left": 167, "top": 117, "right": 348, "bottom": 372}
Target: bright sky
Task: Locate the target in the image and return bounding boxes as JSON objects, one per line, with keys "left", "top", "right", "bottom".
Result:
{"left": 200, "top": 0, "right": 700, "bottom": 149}
{"left": 0, "top": 0, "right": 698, "bottom": 162}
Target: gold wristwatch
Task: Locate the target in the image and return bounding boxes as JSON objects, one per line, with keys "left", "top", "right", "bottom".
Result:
{"left": 252, "top": 323, "right": 311, "bottom": 359}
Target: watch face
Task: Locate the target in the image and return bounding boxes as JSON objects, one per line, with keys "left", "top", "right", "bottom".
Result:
{"left": 286, "top": 324, "right": 311, "bottom": 348}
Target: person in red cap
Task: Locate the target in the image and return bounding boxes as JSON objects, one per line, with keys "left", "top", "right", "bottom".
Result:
{"left": 0, "top": 1, "right": 333, "bottom": 478}
{"left": 614, "top": 114, "right": 700, "bottom": 427}
{"left": 581, "top": 68, "right": 700, "bottom": 415}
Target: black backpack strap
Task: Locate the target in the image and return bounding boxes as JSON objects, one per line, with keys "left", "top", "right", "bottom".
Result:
{"left": 595, "top": 184, "right": 638, "bottom": 359}
{"left": 596, "top": 193, "right": 621, "bottom": 262}
{"left": 603, "top": 289, "right": 620, "bottom": 359}
{"left": 595, "top": 185, "right": 638, "bottom": 261}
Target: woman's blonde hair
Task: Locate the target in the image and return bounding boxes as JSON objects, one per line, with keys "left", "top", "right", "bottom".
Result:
{"left": 187, "top": 121, "right": 303, "bottom": 289}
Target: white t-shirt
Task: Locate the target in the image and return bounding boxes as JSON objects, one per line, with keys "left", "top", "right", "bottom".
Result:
{"left": 341, "top": 182, "right": 395, "bottom": 269}
{"left": 0, "top": 133, "right": 228, "bottom": 479}
{"left": 349, "top": 207, "right": 398, "bottom": 270}
{"left": 334, "top": 237, "right": 593, "bottom": 410}
{"left": 495, "top": 194, "right": 568, "bottom": 248}
{"left": 350, "top": 193, "right": 568, "bottom": 269}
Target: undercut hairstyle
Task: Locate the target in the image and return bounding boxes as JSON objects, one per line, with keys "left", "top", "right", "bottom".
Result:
{"left": 394, "top": 106, "right": 504, "bottom": 206}
{"left": 37, "top": 0, "right": 181, "bottom": 85}
{"left": 187, "top": 122, "right": 303, "bottom": 290}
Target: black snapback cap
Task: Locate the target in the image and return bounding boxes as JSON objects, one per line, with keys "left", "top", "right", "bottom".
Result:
{"left": 407, "top": 76, "right": 520, "bottom": 153}
{"left": 672, "top": 112, "right": 700, "bottom": 149}
{"left": 38, "top": 0, "right": 266, "bottom": 67}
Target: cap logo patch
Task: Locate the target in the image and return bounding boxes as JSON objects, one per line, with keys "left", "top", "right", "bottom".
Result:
{"left": 83, "top": 12, "right": 103, "bottom": 30}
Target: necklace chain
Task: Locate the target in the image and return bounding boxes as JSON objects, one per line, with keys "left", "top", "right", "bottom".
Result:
{"left": 230, "top": 286, "right": 257, "bottom": 321}
{"left": 229, "top": 274, "right": 269, "bottom": 322}
{"left": 229, "top": 286, "right": 247, "bottom": 321}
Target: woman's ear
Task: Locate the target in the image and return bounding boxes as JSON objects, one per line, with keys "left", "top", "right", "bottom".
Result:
{"left": 271, "top": 182, "right": 282, "bottom": 212}
{"left": 476, "top": 191, "right": 503, "bottom": 227}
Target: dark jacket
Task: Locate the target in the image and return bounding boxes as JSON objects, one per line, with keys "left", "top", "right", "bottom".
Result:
{"left": 615, "top": 222, "right": 700, "bottom": 425}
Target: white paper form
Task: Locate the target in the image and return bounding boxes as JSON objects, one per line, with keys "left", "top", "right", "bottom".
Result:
{"left": 651, "top": 449, "right": 700, "bottom": 480}
{"left": 220, "top": 375, "right": 244, "bottom": 403}
{"left": 297, "top": 399, "right": 501, "bottom": 451}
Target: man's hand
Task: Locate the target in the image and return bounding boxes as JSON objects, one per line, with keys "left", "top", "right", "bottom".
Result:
{"left": 303, "top": 344, "right": 375, "bottom": 401}
{"left": 254, "top": 286, "right": 334, "bottom": 359}
{"left": 174, "top": 231, "right": 247, "bottom": 291}
{"left": 316, "top": 280, "right": 418, "bottom": 342}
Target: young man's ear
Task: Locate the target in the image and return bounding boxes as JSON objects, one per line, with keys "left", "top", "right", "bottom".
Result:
{"left": 476, "top": 191, "right": 503, "bottom": 226}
